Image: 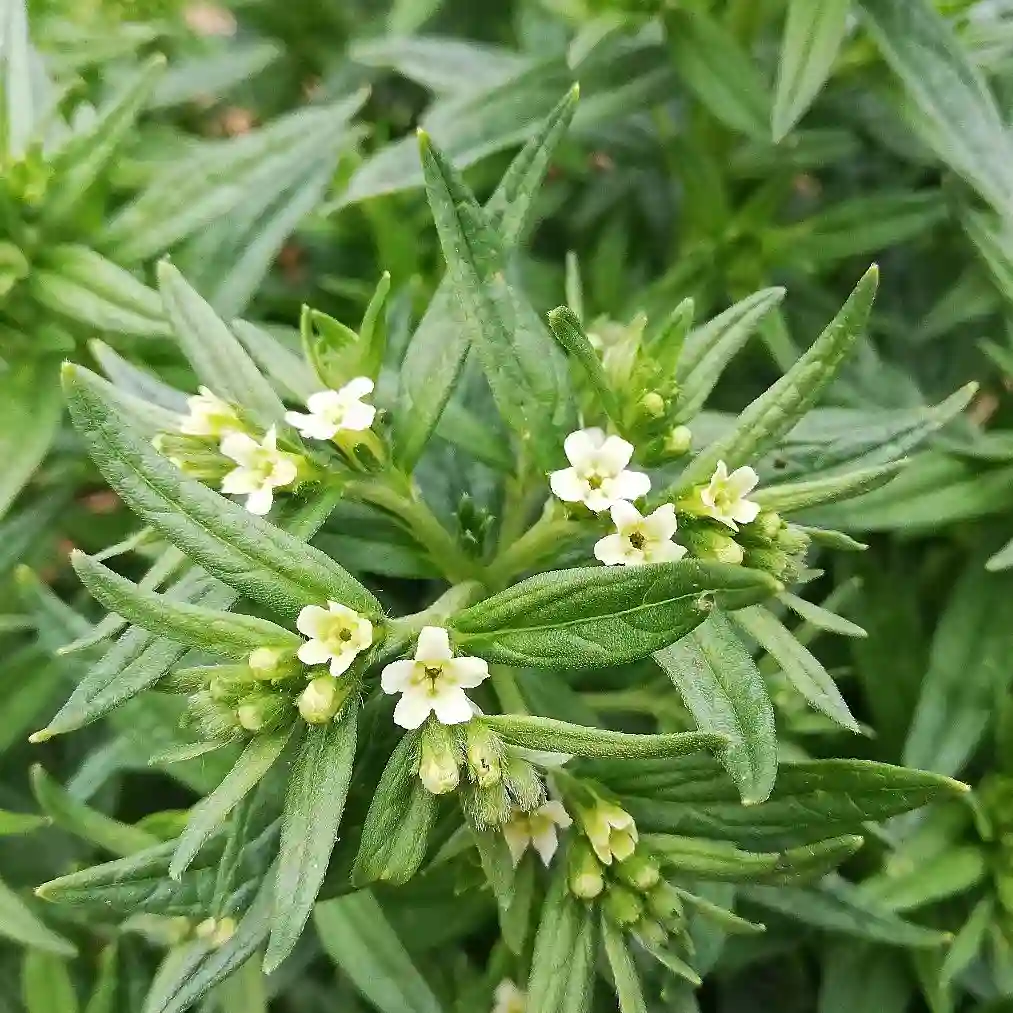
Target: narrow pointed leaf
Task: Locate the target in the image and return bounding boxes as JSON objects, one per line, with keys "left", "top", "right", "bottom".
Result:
{"left": 603, "top": 917, "right": 648, "bottom": 1013}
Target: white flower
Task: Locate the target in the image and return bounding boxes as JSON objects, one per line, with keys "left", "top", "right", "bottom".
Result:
{"left": 502, "top": 800, "right": 572, "bottom": 866}
{"left": 492, "top": 979, "right": 526, "bottom": 1013}
{"left": 179, "top": 386, "right": 241, "bottom": 437}
{"left": 284, "top": 378, "right": 376, "bottom": 440}
{"left": 296, "top": 602, "right": 374, "bottom": 676}
{"left": 380, "top": 626, "right": 489, "bottom": 729}
{"left": 582, "top": 800, "right": 638, "bottom": 865}
{"left": 549, "top": 428, "right": 650, "bottom": 513}
{"left": 219, "top": 427, "right": 299, "bottom": 515}
{"left": 594, "top": 502, "right": 687, "bottom": 567}
{"left": 700, "top": 460, "right": 760, "bottom": 530}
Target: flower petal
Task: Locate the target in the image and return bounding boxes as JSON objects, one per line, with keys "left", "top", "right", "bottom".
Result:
{"left": 502, "top": 819, "right": 530, "bottom": 866}
{"left": 341, "top": 376, "right": 375, "bottom": 400}
{"left": 219, "top": 432, "right": 259, "bottom": 465}
{"left": 329, "top": 651, "right": 356, "bottom": 677}
{"left": 380, "top": 659, "right": 416, "bottom": 693}
{"left": 286, "top": 411, "right": 335, "bottom": 440}
{"left": 541, "top": 800, "right": 572, "bottom": 828}
{"left": 594, "top": 533, "right": 631, "bottom": 566}
{"left": 584, "top": 488, "right": 615, "bottom": 513}
{"left": 245, "top": 486, "right": 274, "bottom": 515}
{"left": 530, "top": 824, "right": 559, "bottom": 866}
{"left": 597, "top": 435, "right": 635, "bottom": 474}
{"left": 731, "top": 498, "right": 760, "bottom": 525}
{"left": 220, "top": 467, "right": 259, "bottom": 494}
{"left": 447, "top": 655, "right": 489, "bottom": 689}
{"left": 431, "top": 686, "right": 474, "bottom": 725}
{"left": 611, "top": 469, "right": 651, "bottom": 502}
{"left": 340, "top": 401, "right": 377, "bottom": 432}
{"left": 563, "top": 428, "right": 605, "bottom": 469}
{"left": 416, "top": 625, "right": 452, "bottom": 663}
{"left": 549, "top": 468, "right": 587, "bottom": 504}
{"left": 354, "top": 618, "right": 375, "bottom": 649}
{"left": 297, "top": 638, "right": 333, "bottom": 666}
{"left": 649, "top": 541, "right": 688, "bottom": 564}
{"left": 306, "top": 390, "right": 343, "bottom": 414}
{"left": 609, "top": 499, "right": 642, "bottom": 533}
{"left": 393, "top": 689, "right": 433, "bottom": 729}
{"left": 643, "top": 503, "right": 678, "bottom": 540}
{"left": 296, "top": 605, "right": 328, "bottom": 637}
{"left": 728, "top": 465, "right": 759, "bottom": 498}
{"left": 270, "top": 457, "right": 298, "bottom": 487}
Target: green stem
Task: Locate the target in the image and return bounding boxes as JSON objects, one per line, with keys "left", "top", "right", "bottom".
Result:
{"left": 346, "top": 476, "right": 480, "bottom": 584}
{"left": 490, "top": 665, "right": 528, "bottom": 715}
{"left": 488, "top": 514, "right": 580, "bottom": 589}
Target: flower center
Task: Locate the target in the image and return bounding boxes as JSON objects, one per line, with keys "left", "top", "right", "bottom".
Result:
{"left": 424, "top": 665, "right": 443, "bottom": 680}
{"left": 628, "top": 530, "right": 646, "bottom": 550}
{"left": 338, "top": 628, "right": 352, "bottom": 642}
{"left": 586, "top": 473, "right": 603, "bottom": 490}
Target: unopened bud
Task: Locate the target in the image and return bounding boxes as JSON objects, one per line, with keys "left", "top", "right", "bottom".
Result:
{"left": 665, "top": 425, "right": 692, "bottom": 456}
{"left": 186, "top": 690, "right": 240, "bottom": 740}
{"left": 195, "top": 916, "right": 236, "bottom": 948}
{"left": 743, "top": 547, "right": 789, "bottom": 579}
{"left": 641, "top": 391, "right": 666, "bottom": 418}
{"left": 753, "top": 510, "right": 783, "bottom": 541}
{"left": 418, "top": 723, "right": 461, "bottom": 795}
{"left": 237, "top": 692, "right": 288, "bottom": 732}
{"left": 615, "top": 852, "right": 660, "bottom": 891}
{"left": 568, "top": 838, "right": 604, "bottom": 899}
{"left": 248, "top": 646, "right": 297, "bottom": 679}
{"left": 578, "top": 798, "right": 638, "bottom": 865}
{"left": 633, "top": 917, "right": 669, "bottom": 949}
{"left": 297, "top": 677, "right": 343, "bottom": 724}
{"left": 464, "top": 781, "right": 512, "bottom": 830}
{"left": 646, "top": 881, "right": 684, "bottom": 923}
{"left": 464, "top": 723, "right": 503, "bottom": 788}
{"left": 775, "top": 523, "right": 810, "bottom": 555}
{"left": 502, "top": 756, "right": 545, "bottom": 812}
{"left": 602, "top": 883, "right": 643, "bottom": 927}
{"left": 681, "top": 528, "right": 744, "bottom": 566}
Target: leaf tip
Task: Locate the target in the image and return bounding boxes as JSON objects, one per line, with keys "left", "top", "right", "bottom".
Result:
{"left": 416, "top": 128, "right": 431, "bottom": 153}
{"left": 28, "top": 729, "right": 52, "bottom": 745}
{"left": 569, "top": 81, "right": 581, "bottom": 100}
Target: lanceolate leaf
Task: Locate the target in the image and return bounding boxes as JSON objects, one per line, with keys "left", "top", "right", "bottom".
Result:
{"left": 655, "top": 612, "right": 778, "bottom": 805}
{"left": 602, "top": 917, "right": 648, "bottom": 1013}
{"left": 72, "top": 551, "right": 301, "bottom": 659}
{"left": 450, "top": 562, "right": 778, "bottom": 669}
{"left": 265, "top": 702, "right": 358, "bottom": 973}
{"left": 753, "top": 460, "right": 905, "bottom": 513}
{"left": 0, "top": 875, "right": 75, "bottom": 956}
{"left": 772, "top": 0, "right": 850, "bottom": 141}
{"left": 62, "top": 365, "right": 380, "bottom": 622}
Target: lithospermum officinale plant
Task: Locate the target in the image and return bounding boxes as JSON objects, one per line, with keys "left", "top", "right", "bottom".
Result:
{"left": 33, "top": 90, "right": 974, "bottom": 1012}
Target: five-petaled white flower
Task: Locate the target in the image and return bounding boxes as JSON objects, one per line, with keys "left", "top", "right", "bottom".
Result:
{"left": 381, "top": 626, "right": 489, "bottom": 729}
{"left": 296, "top": 602, "right": 374, "bottom": 676}
{"left": 594, "top": 501, "right": 687, "bottom": 567}
{"left": 700, "top": 460, "right": 760, "bottom": 530}
{"left": 549, "top": 428, "right": 650, "bottom": 513}
{"left": 179, "top": 386, "right": 241, "bottom": 437}
{"left": 219, "top": 427, "right": 299, "bottom": 515}
{"left": 284, "top": 378, "right": 376, "bottom": 441}
{"left": 502, "top": 800, "right": 572, "bottom": 867}
{"left": 492, "top": 979, "right": 526, "bottom": 1013}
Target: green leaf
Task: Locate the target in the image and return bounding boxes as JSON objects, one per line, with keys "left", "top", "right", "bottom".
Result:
{"left": 602, "top": 916, "right": 648, "bottom": 1013}
{"left": 484, "top": 714, "right": 724, "bottom": 759}
{"left": 156, "top": 261, "right": 287, "bottom": 425}
{"left": 30, "top": 764, "right": 159, "bottom": 857}
{"left": 665, "top": 9, "right": 771, "bottom": 139}
{"left": 72, "top": 551, "right": 301, "bottom": 659}
{"left": 615, "top": 757, "right": 967, "bottom": 849}
{"left": 44, "top": 54, "right": 165, "bottom": 223}
{"left": 526, "top": 862, "right": 586, "bottom": 1013}
{"left": 171, "top": 728, "right": 292, "bottom": 878}
{"left": 676, "top": 288, "right": 785, "bottom": 422}
{"left": 0, "top": 875, "right": 75, "bottom": 956}
{"left": 654, "top": 612, "right": 777, "bottom": 805}
{"left": 772, "top": 0, "right": 850, "bottom": 140}
{"left": 547, "top": 305, "right": 622, "bottom": 422}
{"left": 1, "top": 0, "right": 41, "bottom": 159}
{"left": 314, "top": 891, "right": 445, "bottom": 1013}
{"left": 353, "top": 730, "right": 436, "bottom": 886}
{"left": 264, "top": 701, "right": 358, "bottom": 973}
{"left": 754, "top": 460, "right": 905, "bottom": 513}
{"left": 730, "top": 605, "right": 860, "bottom": 732}
{"left": 858, "top": 0, "right": 1013, "bottom": 221}
{"left": 940, "top": 897, "right": 993, "bottom": 987}
{"left": 778, "top": 592, "right": 866, "bottom": 638}
{"left": 0, "top": 810, "right": 46, "bottom": 836}
{"left": 84, "top": 945, "right": 118, "bottom": 1013}
{"left": 903, "top": 560, "right": 1013, "bottom": 777}
{"left": 858, "top": 845, "right": 986, "bottom": 913}
{"left": 142, "top": 873, "right": 274, "bottom": 1013}
{"left": 0, "top": 358, "right": 62, "bottom": 520}
{"left": 418, "top": 131, "right": 570, "bottom": 470}
{"left": 818, "top": 942, "right": 915, "bottom": 1013}
{"left": 741, "top": 875, "right": 950, "bottom": 948}
{"left": 21, "top": 949, "right": 78, "bottom": 1013}
{"left": 62, "top": 365, "right": 379, "bottom": 623}
{"left": 451, "top": 561, "right": 777, "bottom": 669}
{"left": 674, "top": 266, "right": 878, "bottom": 493}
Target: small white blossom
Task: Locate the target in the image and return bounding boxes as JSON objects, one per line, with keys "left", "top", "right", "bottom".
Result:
{"left": 700, "top": 460, "right": 760, "bottom": 530}
{"left": 549, "top": 428, "right": 650, "bottom": 513}
{"left": 492, "top": 979, "right": 526, "bottom": 1013}
{"left": 296, "top": 602, "right": 374, "bottom": 676}
{"left": 219, "top": 427, "right": 299, "bottom": 515}
{"left": 179, "top": 386, "right": 241, "bottom": 438}
{"left": 502, "top": 801, "right": 572, "bottom": 867}
{"left": 381, "top": 626, "right": 489, "bottom": 729}
{"left": 594, "top": 502, "right": 687, "bottom": 567}
{"left": 284, "top": 378, "right": 376, "bottom": 440}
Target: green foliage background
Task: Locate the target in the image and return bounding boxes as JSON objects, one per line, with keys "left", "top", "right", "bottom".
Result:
{"left": 4, "top": 0, "right": 1013, "bottom": 1010}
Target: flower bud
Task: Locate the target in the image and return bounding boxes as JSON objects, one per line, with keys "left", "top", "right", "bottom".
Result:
{"left": 753, "top": 510, "right": 783, "bottom": 542}
{"left": 502, "top": 756, "right": 546, "bottom": 813}
{"left": 418, "top": 722, "right": 461, "bottom": 795}
{"left": 775, "top": 523, "right": 811, "bottom": 555}
{"left": 195, "top": 916, "right": 236, "bottom": 948}
{"left": 680, "top": 527, "right": 744, "bottom": 566}
{"left": 640, "top": 391, "right": 666, "bottom": 418}
{"left": 614, "top": 852, "right": 660, "bottom": 892}
{"left": 602, "top": 883, "right": 643, "bottom": 926}
{"left": 578, "top": 798, "right": 639, "bottom": 866}
{"left": 464, "top": 723, "right": 503, "bottom": 788}
{"left": 237, "top": 692, "right": 289, "bottom": 732}
{"left": 151, "top": 434, "right": 231, "bottom": 481}
{"left": 568, "top": 838, "right": 604, "bottom": 899}
{"left": 664, "top": 425, "right": 693, "bottom": 457}
{"left": 743, "top": 547, "right": 789, "bottom": 579}
{"left": 186, "top": 690, "right": 240, "bottom": 740}
{"left": 633, "top": 917, "right": 669, "bottom": 949}
{"left": 248, "top": 646, "right": 298, "bottom": 680}
{"left": 297, "top": 677, "right": 344, "bottom": 724}
{"left": 464, "top": 781, "right": 512, "bottom": 830}
{"left": 646, "top": 880, "right": 684, "bottom": 923}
